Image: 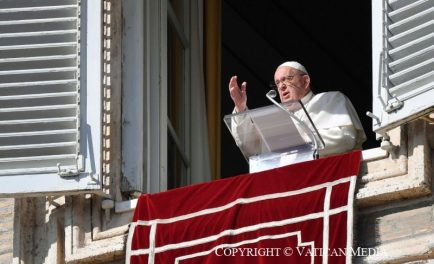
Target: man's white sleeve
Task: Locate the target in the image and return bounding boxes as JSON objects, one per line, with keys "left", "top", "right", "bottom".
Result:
{"left": 318, "top": 126, "right": 358, "bottom": 157}
{"left": 230, "top": 109, "right": 261, "bottom": 159}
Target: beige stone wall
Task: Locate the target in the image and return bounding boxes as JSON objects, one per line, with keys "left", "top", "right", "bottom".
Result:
{"left": 0, "top": 198, "right": 14, "bottom": 264}
{"left": 356, "top": 197, "right": 434, "bottom": 263}
{"left": 354, "top": 121, "right": 434, "bottom": 263}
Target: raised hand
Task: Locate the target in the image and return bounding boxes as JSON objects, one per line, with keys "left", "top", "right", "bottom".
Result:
{"left": 228, "top": 76, "right": 247, "bottom": 112}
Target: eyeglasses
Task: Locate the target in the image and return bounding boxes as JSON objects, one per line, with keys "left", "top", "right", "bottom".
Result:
{"left": 269, "top": 74, "right": 305, "bottom": 90}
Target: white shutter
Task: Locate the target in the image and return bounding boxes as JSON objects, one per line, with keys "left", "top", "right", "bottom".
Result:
{"left": 0, "top": 0, "right": 102, "bottom": 196}
{"left": 372, "top": 0, "right": 434, "bottom": 134}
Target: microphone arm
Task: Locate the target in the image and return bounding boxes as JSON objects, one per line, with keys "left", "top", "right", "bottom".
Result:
{"left": 265, "top": 90, "right": 323, "bottom": 159}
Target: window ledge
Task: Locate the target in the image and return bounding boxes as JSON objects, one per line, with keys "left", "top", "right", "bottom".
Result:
{"left": 115, "top": 198, "right": 138, "bottom": 213}
{"left": 356, "top": 121, "right": 432, "bottom": 207}
{"left": 361, "top": 147, "right": 388, "bottom": 161}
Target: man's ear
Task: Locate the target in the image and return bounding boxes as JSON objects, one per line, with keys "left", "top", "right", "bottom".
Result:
{"left": 302, "top": 75, "right": 311, "bottom": 90}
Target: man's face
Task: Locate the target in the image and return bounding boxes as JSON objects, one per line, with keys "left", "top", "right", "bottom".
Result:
{"left": 273, "top": 66, "right": 310, "bottom": 102}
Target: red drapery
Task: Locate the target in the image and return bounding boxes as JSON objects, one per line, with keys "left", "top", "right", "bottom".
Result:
{"left": 126, "top": 151, "right": 361, "bottom": 264}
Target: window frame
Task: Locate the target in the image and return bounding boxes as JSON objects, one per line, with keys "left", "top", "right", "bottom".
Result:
{"left": 122, "top": 0, "right": 193, "bottom": 194}
{"left": 167, "top": 0, "right": 191, "bottom": 188}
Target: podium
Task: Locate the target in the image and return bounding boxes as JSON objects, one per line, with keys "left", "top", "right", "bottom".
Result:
{"left": 224, "top": 100, "right": 324, "bottom": 173}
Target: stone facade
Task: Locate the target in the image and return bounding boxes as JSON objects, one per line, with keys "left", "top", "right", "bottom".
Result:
{"left": 357, "top": 196, "right": 434, "bottom": 263}
{"left": 0, "top": 198, "right": 14, "bottom": 264}
{"left": 355, "top": 121, "right": 434, "bottom": 263}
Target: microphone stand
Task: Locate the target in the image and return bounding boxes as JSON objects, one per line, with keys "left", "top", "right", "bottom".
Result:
{"left": 265, "top": 90, "right": 324, "bottom": 160}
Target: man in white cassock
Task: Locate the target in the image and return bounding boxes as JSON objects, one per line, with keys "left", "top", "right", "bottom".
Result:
{"left": 228, "top": 61, "right": 366, "bottom": 158}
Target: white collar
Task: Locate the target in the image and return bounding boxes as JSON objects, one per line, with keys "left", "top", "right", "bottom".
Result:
{"left": 301, "top": 90, "right": 314, "bottom": 105}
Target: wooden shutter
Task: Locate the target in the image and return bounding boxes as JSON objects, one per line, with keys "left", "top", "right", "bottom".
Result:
{"left": 0, "top": 0, "right": 102, "bottom": 196}
{"left": 372, "top": 0, "right": 434, "bottom": 134}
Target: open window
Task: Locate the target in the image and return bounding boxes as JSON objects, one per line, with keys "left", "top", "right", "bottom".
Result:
{"left": 122, "top": 0, "right": 194, "bottom": 192}
{"left": 0, "top": 0, "right": 102, "bottom": 197}
{"left": 121, "top": 0, "right": 211, "bottom": 195}
{"left": 371, "top": 0, "right": 434, "bottom": 135}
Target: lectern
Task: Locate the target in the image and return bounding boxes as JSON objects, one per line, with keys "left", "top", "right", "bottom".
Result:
{"left": 224, "top": 100, "right": 324, "bottom": 173}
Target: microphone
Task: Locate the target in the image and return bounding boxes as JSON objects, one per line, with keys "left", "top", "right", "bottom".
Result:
{"left": 266, "top": 89, "right": 278, "bottom": 99}
{"left": 265, "top": 89, "right": 296, "bottom": 118}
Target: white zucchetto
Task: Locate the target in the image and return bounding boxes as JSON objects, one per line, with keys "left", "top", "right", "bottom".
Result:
{"left": 278, "top": 61, "right": 309, "bottom": 75}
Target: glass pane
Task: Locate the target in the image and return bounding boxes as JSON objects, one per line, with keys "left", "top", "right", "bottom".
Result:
{"left": 167, "top": 131, "right": 184, "bottom": 189}
{"left": 169, "top": 0, "right": 184, "bottom": 28}
{"left": 167, "top": 6, "right": 187, "bottom": 189}
{"left": 167, "top": 23, "right": 184, "bottom": 135}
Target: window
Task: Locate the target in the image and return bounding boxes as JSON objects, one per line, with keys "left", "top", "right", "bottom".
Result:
{"left": 121, "top": 0, "right": 210, "bottom": 195}
{"left": 167, "top": 0, "right": 190, "bottom": 189}
{"left": 122, "top": 0, "right": 192, "bottom": 193}
{"left": 372, "top": 0, "right": 434, "bottom": 135}
{"left": 0, "top": 0, "right": 102, "bottom": 196}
